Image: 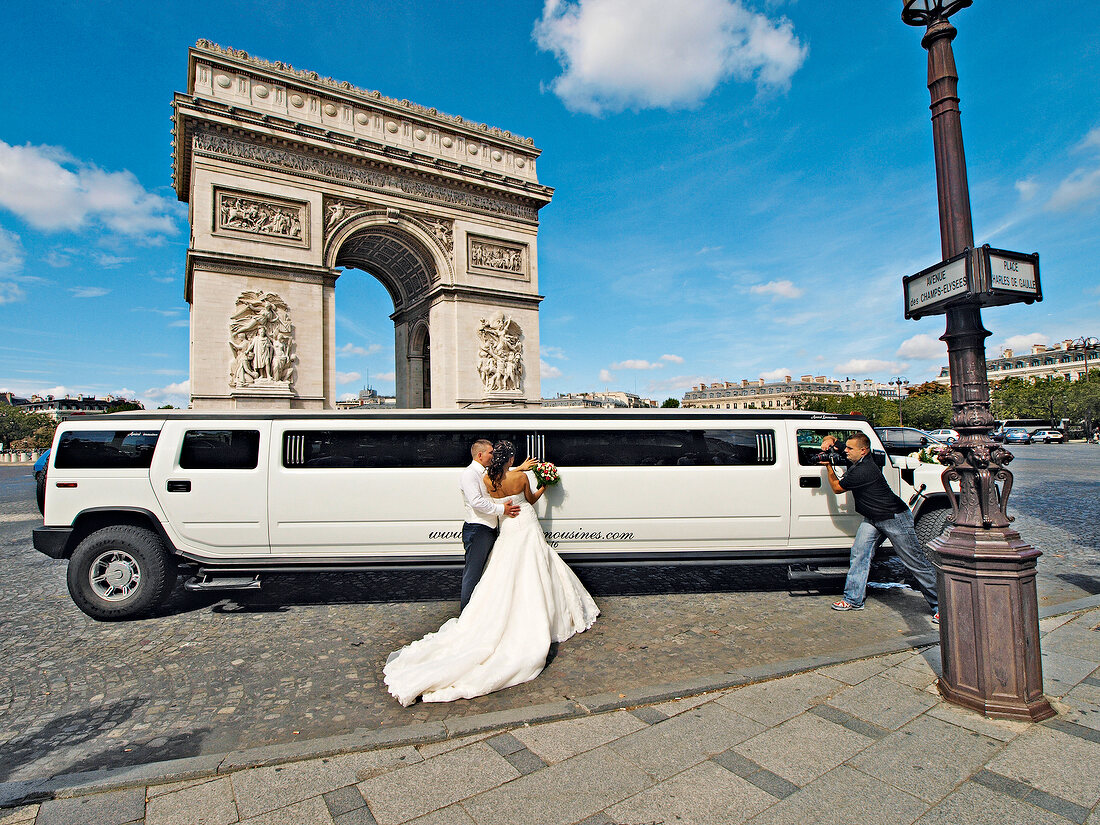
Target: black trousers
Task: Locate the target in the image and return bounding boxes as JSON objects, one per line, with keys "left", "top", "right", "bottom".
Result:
{"left": 460, "top": 522, "right": 497, "bottom": 610}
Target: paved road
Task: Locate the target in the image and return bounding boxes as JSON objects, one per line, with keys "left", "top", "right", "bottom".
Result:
{"left": 0, "top": 444, "right": 1096, "bottom": 784}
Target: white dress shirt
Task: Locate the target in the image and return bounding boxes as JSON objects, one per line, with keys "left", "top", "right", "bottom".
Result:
{"left": 460, "top": 460, "right": 504, "bottom": 528}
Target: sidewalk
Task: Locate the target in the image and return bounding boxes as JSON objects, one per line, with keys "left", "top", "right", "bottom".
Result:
{"left": 2, "top": 605, "right": 1098, "bottom": 825}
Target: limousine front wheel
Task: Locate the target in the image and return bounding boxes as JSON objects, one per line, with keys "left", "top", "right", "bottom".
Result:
{"left": 67, "top": 526, "right": 175, "bottom": 620}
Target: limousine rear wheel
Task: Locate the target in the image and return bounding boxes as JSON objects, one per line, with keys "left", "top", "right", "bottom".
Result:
{"left": 67, "top": 526, "right": 175, "bottom": 621}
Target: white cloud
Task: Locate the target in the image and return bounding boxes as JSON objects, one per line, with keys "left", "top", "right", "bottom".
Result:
{"left": 610, "top": 359, "right": 664, "bottom": 370}
{"left": 1015, "top": 178, "right": 1038, "bottom": 201}
{"left": 0, "top": 227, "right": 26, "bottom": 304}
{"left": 373, "top": 371, "right": 396, "bottom": 382}
{"left": 336, "top": 371, "right": 362, "bottom": 384}
{"left": 70, "top": 286, "right": 109, "bottom": 298}
{"left": 0, "top": 140, "right": 181, "bottom": 238}
{"left": 1046, "top": 168, "right": 1100, "bottom": 212}
{"left": 132, "top": 307, "right": 182, "bottom": 316}
{"left": 338, "top": 342, "right": 382, "bottom": 357}
{"left": 599, "top": 368, "right": 615, "bottom": 383}
{"left": 998, "top": 332, "right": 1047, "bottom": 353}
{"left": 541, "top": 346, "right": 568, "bottom": 360}
{"left": 759, "top": 367, "right": 791, "bottom": 381}
{"left": 339, "top": 392, "right": 358, "bottom": 402}
{"left": 93, "top": 252, "right": 133, "bottom": 268}
{"left": 142, "top": 380, "right": 190, "bottom": 406}
{"left": 1046, "top": 126, "right": 1100, "bottom": 212}
{"left": 168, "top": 320, "right": 189, "bottom": 328}
{"left": 750, "top": 279, "right": 803, "bottom": 299}
{"left": 660, "top": 353, "right": 684, "bottom": 364}
{"left": 153, "top": 275, "right": 177, "bottom": 284}
{"left": 534, "top": 0, "right": 807, "bottom": 115}
{"left": 834, "top": 358, "right": 908, "bottom": 376}
{"left": 647, "top": 374, "right": 712, "bottom": 394}
{"left": 697, "top": 246, "right": 723, "bottom": 254}
{"left": 540, "top": 360, "right": 563, "bottom": 379}
{"left": 896, "top": 333, "right": 944, "bottom": 360}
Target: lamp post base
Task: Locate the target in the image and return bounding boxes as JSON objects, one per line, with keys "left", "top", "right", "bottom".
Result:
{"left": 928, "top": 524, "right": 1055, "bottom": 722}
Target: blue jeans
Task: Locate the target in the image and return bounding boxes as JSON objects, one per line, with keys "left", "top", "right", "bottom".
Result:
{"left": 843, "top": 510, "right": 938, "bottom": 611}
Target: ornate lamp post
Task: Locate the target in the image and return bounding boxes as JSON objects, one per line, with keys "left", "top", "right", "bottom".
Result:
{"left": 891, "top": 376, "right": 909, "bottom": 425}
{"left": 902, "top": 0, "right": 1053, "bottom": 721}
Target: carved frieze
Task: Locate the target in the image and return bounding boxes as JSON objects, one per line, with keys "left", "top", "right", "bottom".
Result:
{"left": 228, "top": 291, "right": 298, "bottom": 390}
{"left": 194, "top": 131, "right": 538, "bottom": 223}
{"left": 215, "top": 189, "right": 309, "bottom": 247}
{"left": 477, "top": 313, "right": 523, "bottom": 394}
{"left": 468, "top": 235, "right": 527, "bottom": 280}
{"left": 324, "top": 198, "right": 454, "bottom": 267}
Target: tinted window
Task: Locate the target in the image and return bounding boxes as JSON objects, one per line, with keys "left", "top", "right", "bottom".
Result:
{"left": 283, "top": 431, "right": 528, "bottom": 468}
{"left": 542, "top": 430, "right": 775, "bottom": 466}
{"left": 180, "top": 430, "right": 260, "bottom": 470}
{"left": 55, "top": 430, "right": 160, "bottom": 469}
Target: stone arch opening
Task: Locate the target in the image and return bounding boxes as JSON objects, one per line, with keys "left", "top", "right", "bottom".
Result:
{"left": 332, "top": 223, "right": 440, "bottom": 408}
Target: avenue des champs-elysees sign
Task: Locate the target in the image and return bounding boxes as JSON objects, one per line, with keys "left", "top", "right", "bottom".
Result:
{"left": 903, "top": 245, "right": 1041, "bottom": 320}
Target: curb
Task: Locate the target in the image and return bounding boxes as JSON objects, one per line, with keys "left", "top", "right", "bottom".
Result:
{"left": 4, "top": 594, "right": 1099, "bottom": 809}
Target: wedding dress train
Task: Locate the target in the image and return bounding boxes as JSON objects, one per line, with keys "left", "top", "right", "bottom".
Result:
{"left": 384, "top": 494, "right": 599, "bottom": 706}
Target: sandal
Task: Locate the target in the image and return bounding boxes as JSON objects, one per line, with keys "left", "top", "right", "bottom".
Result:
{"left": 831, "top": 600, "right": 864, "bottom": 611}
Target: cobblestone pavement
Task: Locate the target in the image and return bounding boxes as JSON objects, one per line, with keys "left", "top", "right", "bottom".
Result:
{"left": 0, "top": 445, "right": 1096, "bottom": 785}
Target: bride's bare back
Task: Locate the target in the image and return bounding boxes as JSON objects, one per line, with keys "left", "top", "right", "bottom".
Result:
{"left": 486, "top": 469, "right": 543, "bottom": 504}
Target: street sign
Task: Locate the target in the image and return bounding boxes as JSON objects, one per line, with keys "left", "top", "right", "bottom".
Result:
{"left": 903, "top": 245, "right": 1041, "bottom": 319}
{"left": 904, "top": 251, "right": 971, "bottom": 318}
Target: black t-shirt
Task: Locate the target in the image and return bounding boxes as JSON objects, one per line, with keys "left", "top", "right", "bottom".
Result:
{"left": 839, "top": 454, "right": 908, "bottom": 522}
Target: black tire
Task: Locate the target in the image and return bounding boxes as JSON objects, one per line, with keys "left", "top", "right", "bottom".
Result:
{"left": 35, "top": 472, "right": 46, "bottom": 515}
{"left": 915, "top": 506, "right": 952, "bottom": 549}
{"left": 67, "top": 526, "right": 176, "bottom": 621}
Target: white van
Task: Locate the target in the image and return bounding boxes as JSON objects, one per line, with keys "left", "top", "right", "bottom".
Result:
{"left": 33, "top": 410, "right": 954, "bottom": 620}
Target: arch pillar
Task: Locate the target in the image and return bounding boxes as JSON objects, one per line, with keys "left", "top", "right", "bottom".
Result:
{"left": 174, "top": 41, "right": 552, "bottom": 410}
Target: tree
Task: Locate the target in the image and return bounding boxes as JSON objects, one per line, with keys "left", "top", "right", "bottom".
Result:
{"left": 900, "top": 383, "right": 952, "bottom": 431}
{"left": 0, "top": 406, "right": 56, "bottom": 450}
{"left": 791, "top": 393, "right": 899, "bottom": 426}
{"left": 661, "top": 398, "right": 680, "bottom": 408}
{"left": 106, "top": 401, "right": 144, "bottom": 414}
{"left": 157, "top": 404, "right": 177, "bottom": 410}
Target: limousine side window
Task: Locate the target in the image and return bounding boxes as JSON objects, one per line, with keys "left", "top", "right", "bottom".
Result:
{"left": 795, "top": 429, "right": 861, "bottom": 467}
{"left": 179, "top": 430, "right": 260, "bottom": 470}
{"left": 795, "top": 429, "right": 886, "bottom": 468}
{"left": 283, "top": 431, "right": 528, "bottom": 468}
{"left": 54, "top": 430, "right": 161, "bottom": 469}
{"left": 542, "top": 430, "right": 776, "bottom": 466}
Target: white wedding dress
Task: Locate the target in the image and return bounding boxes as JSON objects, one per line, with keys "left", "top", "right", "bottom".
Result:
{"left": 384, "top": 493, "right": 599, "bottom": 706}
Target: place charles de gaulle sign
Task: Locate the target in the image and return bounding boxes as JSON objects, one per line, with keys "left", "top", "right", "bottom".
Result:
{"left": 904, "top": 244, "right": 1041, "bottom": 320}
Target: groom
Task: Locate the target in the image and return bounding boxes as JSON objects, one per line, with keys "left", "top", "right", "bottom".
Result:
{"left": 459, "top": 439, "right": 535, "bottom": 610}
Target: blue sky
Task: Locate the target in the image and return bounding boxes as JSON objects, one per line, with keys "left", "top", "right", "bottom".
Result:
{"left": 1, "top": 0, "right": 1098, "bottom": 407}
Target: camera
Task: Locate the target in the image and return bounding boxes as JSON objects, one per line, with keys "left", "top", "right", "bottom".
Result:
{"left": 812, "top": 444, "right": 849, "bottom": 466}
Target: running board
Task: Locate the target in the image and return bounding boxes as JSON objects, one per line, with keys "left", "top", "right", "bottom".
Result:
{"left": 184, "top": 574, "right": 262, "bottom": 592}
{"left": 787, "top": 564, "right": 849, "bottom": 581}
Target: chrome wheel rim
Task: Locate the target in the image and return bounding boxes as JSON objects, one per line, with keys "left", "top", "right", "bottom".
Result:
{"left": 89, "top": 550, "right": 141, "bottom": 602}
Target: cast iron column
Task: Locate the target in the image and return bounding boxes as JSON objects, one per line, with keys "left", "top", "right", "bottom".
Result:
{"left": 912, "top": 13, "right": 1053, "bottom": 721}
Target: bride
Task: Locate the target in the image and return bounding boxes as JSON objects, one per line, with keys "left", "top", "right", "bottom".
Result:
{"left": 384, "top": 441, "right": 599, "bottom": 706}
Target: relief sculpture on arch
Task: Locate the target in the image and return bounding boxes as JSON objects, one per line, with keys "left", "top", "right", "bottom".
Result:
{"left": 228, "top": 291, "right": 298, "bottom": 390}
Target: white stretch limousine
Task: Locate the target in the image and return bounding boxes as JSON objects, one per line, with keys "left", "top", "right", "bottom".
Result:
{"left": 34, "top": 410, "right": 955, "bottom": 620}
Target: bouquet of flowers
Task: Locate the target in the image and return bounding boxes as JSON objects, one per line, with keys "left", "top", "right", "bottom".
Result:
{"left": 532, "top": 461, "right": 560, "bottom": 488}
{"left": 910, "top": 446, "right": 948, "bottom": 465}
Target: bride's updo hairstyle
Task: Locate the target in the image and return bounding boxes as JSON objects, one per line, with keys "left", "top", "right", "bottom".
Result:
{"left": 486, "top": 440, "right": 515, "bottom": 489}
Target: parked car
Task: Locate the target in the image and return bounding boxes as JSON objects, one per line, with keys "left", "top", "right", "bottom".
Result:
{"left": 1002, "top": 428, "right": 1032, "bottom": 445}
{"left": 873, "top": 427, "right": 946, "bottom": 457}
{"left": 1030, "top": 430, "right": 1065, "bottom": 444}
{"left": 34, "top": 449, "right": 51, "bottom": 515}
{"left": 927, "top": 429, "right": 959, "bottom": 443}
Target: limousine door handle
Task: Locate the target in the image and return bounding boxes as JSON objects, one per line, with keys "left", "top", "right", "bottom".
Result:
{"left": 166, "top": 480, "right": 191, "bottom": 493}
{"left": 799, "top": 476, "right": 822, "bottom": 488}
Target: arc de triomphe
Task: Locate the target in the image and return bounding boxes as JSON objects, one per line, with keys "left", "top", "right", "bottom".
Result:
{"left": 172, "top": 41, "right": 553, "bottom": 409}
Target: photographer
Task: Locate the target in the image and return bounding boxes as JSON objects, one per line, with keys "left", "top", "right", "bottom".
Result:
{"left": 820, "top": 433, "right": 939, "bottom": 622}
